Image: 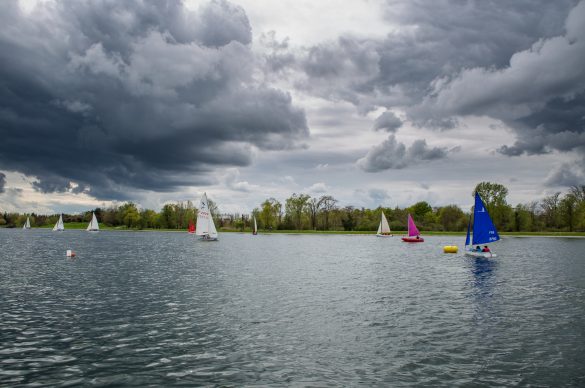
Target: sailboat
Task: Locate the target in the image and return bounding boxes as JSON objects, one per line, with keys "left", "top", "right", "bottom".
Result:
{"left": 188, "top": 220, "right": 195, "bottom": 234}
{"left": 252, "top": 216, "right": 258, "bottom": 235}
{"left": 86, "top": 212, "right": 99, "bottom": 232}
{"left": 23, "top": 217, "right": 31, "bottom": 230}
{"left": 53, "top": 214, "right": 65, "bottom": 231}
{"left": 195, "top": 193, "right": 218, "bottom": 241}
{"left": 465, "top": 192, "right": 500, "bottom": 258}
{"left": 376, "top": 211, "right": 392, "bottom": 237}
{"left": 401, "top": 214, "right": 424, "bottom": 242}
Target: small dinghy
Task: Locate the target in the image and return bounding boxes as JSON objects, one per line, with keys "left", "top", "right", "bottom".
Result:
{"left": 402, "top": 214, "right": 424, "bottom": 242}
{"left": 196, "top": 193, "right": 218, "bottom": 241}
{"left": 464, "top": 192, "right": 499, "bottom": 258}
{"left": 376, "top": 211, "right": 392, "bottom": 237}
{"left": 86, "top": 212, "right": 99, "bottom": 232}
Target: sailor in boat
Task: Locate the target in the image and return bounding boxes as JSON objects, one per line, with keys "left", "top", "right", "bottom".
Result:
{"left": 482, "top": 245, "right": 491, "bottom": 253}
{"left": 474, "top": 245, "right": 481, "bottom": 252}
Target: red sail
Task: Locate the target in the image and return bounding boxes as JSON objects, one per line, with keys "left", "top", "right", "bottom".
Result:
{"left": 188, "top": 221, "right": 195, "bottom": 233}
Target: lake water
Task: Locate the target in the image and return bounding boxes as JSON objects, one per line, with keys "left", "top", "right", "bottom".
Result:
{"left": 1, "top": 229, "right": 584, "bottom": 386}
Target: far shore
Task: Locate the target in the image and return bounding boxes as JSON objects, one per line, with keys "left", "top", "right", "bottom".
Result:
{"left": 5, "top": 224, "right": 585, "bottom": 237}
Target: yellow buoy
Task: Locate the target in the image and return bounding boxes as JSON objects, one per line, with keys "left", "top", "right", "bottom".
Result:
{"left": 443, "top": 245, "right": 458, "bottom": 253}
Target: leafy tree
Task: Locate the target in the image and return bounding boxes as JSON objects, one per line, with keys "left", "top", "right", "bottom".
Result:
{"left": 306, "top": 197, "right": 323, "bottom": 230}
{"left": 260, "top": 198, "right": 280, "bottom": 230}
{"left": 120, "top": 202, "right": 141, "bottom": 228}
{"left": 341, "top": 206, "right": 357, "bottom": 231}
{"left": 560, "top": 193, "right": 577, "bottom": 232}
{"left": 409, "top": 201, "right": 432, "bottom": 219}
{"left": 285, "top": 193, "right": 310, "bottom": 230}
{"left": 438, "top": 205, "right": 465, "bottom": 231}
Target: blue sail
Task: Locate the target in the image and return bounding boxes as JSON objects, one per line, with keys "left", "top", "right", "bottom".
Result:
{"left": 465, "top": 216, "right": 471, "bottom": 246}
{"left": 472, "top": 192, "right": 500, "bottom": 245}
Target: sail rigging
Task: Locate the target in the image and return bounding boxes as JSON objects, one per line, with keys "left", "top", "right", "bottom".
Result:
{"left": 53, "top": 214, "right": 64, "bottom": 231}
{"left": 376, "top": 212, "right": 392, "bottom": 236}
{"left": 86, "top": 212, "right": 99, "bottom": 231}
{"left": 195, "top": 193, "right": 218, "bottom": 240}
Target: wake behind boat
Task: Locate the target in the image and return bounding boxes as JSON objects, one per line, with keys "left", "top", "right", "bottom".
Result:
{"left": 196, "top": 193, "right": 218, "bottom": 241}
{"left": 464, "top": 192, "right": 500, "bottom": 258}
{"left": 376, "top": 211, "right": 392, "bottom": 237}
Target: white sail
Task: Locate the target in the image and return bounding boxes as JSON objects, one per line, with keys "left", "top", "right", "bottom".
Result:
{"left": 53, "top": 214, "right": 64, "bottom": 231}
{"left": 23, "top": 217, "right": 31, "bottom": 229}
{"left": 253, "top": 216, "right": 258, "bottom": 234}
{"left": 196, "top": 193, "right": 218, "bottom": 240}
{"left": 86, "top": 212, "right": 99, "bottom": 231}
{"left": 376, "top": 212, "right": 392, "bottom": 236}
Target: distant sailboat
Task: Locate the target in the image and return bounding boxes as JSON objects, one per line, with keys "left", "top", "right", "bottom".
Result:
{"left": 53, "top": 214, "right": 65, "bottom": 231}
{"left": 376, "top": 211, "right": 392, "bottom": 237}
{"left": 188, "top": 220, "right": 195, "bottom": 234}
{"left": 465, "top": 192, "right": 500, "bottom": 258}
{"left": 23, "top": 217, "right": 31, "bottom": 230}
{"left": 401, "top": 214, "right": 424, "bottom": 242}
{"left": 86, "top": 212, "right": 99, "bottom": 232}
{"left": 195, "top": 193, "right": 218, "bottom": 241}
{"left": 252, "top": 216, "right": 258, "bottom": 235}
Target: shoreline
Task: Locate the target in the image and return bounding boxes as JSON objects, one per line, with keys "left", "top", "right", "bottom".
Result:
{"left": 5, "top": 226, "right": 585, "bottom": 238}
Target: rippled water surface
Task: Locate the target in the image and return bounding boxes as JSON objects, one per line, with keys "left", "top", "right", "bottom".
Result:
{"left": 1, "top": 229, "right": 584, "bottom": 386}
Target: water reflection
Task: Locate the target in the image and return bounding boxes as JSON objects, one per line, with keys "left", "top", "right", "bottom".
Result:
{"left": 471, "top": 257, "right": 496, "bottom": 297}
{"left": 468, "top": 257, "right": 499, "bottom": 330}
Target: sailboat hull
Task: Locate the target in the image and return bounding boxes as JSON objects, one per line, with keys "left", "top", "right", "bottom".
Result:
{"left": 198, "top": 234, "right": 218, "bottom": 241}
{"left": 376, "top": 234, "right": 393, "bottom": 237}
{"left": 402, "top": 237, "right": 424, "bottom": 242}
{"left": 464, "top": 250, "right": 496, "bottom": 258}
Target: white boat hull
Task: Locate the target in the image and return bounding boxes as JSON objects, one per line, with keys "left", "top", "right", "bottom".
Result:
{"left": 199, "top": 234, "right": 218, "bottom": 241}
{"left": 376, "top": 234, "right": 393, "bottom": 237}
{"left": 464, "top": 250, "right": 496, "bottom": 258}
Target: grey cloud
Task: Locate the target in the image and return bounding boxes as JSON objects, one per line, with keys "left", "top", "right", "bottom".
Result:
{"left": 545, "top": 160, "right": 585, "bottom": 187}
{"left": 0, "top": 172, "right": 5, "bottom": 193}
{"left": 287, "top": 0, "right": 584, "bottom": 170}
{"left": 373, "top": 111, "right": 402, "bottom": 132}
{"left": 368, "top": 188, "right": 390, "bottom": 205}
{"left": 196, "top": 0, "right": 252, "bottom": 47}
{"left": 293, "top": 0, "right": 574, "bottom": 112}
{"left": 357, "top": 135, "right": 448, "bottom": 172}
{"left": 408, "top": 1, "right": 585, "bottom": 157}
{"left": 0, "top": 0, "right": 308, "bottom": 200}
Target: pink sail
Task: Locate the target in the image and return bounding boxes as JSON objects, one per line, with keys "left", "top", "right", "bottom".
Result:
{"left": 407, "top": 214, "right": 420, "bottom": 237}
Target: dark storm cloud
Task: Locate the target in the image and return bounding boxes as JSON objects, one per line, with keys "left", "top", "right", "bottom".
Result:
{"left": 280, "top": 0, "right": 583, "bottom": 184}
{"left": 294, "top": 0, "right": 575, "bottom": 112}
{"left": 0, "top": 0, "right": 307, "bottom": 200}
{"left": 0, "top": 172, "right": 6, "bottom": 193}
{"left": 357, "top": 135, "right": 448, "bottom": 172}
{"left": 410, "top": 1, "right": 585, "bottom": 167}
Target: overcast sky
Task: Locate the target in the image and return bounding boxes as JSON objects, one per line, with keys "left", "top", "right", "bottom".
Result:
{"left": 1, "top": 0, "right": 584, "bottom": 214}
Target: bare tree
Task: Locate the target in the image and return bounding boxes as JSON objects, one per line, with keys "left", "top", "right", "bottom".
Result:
{"left": 319, "top": 195, "right": 338, "bottom": 230}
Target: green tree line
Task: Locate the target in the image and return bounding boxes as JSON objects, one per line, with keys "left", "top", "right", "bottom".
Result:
{"left": 1, "top": 183, "right": 584, "bottom": 233}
